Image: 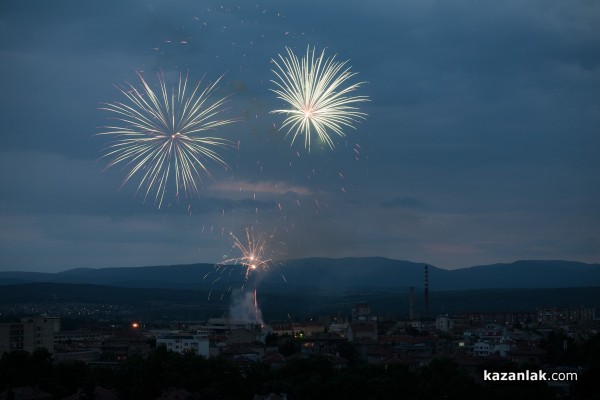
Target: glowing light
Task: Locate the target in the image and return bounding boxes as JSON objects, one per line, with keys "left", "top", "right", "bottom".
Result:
{"left": 97, "top": 71, "right": 236, "bottom": 208}
{"left": 270, "top": 46, "right": 369, "bottom": 151}
{"left": 223, "top": 227, "right": 272, "bottom": 280}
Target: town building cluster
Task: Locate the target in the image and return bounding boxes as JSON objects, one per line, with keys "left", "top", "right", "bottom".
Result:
{"left": 0, "top": 303, "right": 596, "bottom": 397}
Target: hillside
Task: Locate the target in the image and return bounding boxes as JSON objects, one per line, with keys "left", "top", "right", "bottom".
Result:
{"left": 1, "top": 258, "right": 599, "bottom": 291}
{"left": 0, "top": 282, "right": 598, "bottom": 319}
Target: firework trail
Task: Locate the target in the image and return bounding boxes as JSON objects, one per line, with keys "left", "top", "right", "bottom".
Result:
{"left": 98, "top": 71, "right": 236, "bottom": 208}
{"left": 254, "top": 285, "right": 259, "bottom": 322}
{"left": 270, "top": 46, "right": 369, "bottom": 151}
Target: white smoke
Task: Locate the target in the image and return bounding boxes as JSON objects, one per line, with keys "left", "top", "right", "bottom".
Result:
{"left": 229, "top": 289, "right": 263, "bottom": 324}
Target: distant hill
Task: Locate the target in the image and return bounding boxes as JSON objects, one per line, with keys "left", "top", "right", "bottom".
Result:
{"left": 0, "top": 258, "right": 598, "bottom": 291}
{"left": 0, "top": 264, "right": 220, "bottom": 289}
{"left": 0, "top": 282, "right": 598, "bottom": 319}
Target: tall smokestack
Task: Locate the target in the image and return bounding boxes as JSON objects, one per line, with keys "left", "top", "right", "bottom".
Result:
{"left": 409, "top": 287, "right": 415, "bottom": 320}
{"left": 424, "top": 265, "right": 429, "bottom": 319}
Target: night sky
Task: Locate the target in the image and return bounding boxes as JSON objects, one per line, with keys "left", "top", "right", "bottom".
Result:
{"left": 1, "top": 0, "right": 599, "bottom": 272}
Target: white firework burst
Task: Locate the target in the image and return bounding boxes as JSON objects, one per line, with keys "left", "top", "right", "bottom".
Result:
{"left": 98, "top": 71, "right": 236, "bottom": 208}
{"left": 270, "top": 46, "right": 369, "bottom": 151}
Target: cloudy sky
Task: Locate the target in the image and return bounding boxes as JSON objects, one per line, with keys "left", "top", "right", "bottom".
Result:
{"left": 1, "top": 0, "right": 599, "bottom": 272}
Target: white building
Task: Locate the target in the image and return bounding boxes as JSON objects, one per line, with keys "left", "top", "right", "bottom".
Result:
{"left": 473, "top": 341, "right": 493, "bottom": 357}
{"left": 156, "top": 335, "right": 209, "bottom": 357}
{"left": 204, "top": 318, "right": 261, "bottom": 332}
{"left": 329, "top": 323, "right": 349, "bottom": 337}
{"left": 473, "top": 341, "right": 513, "bottom": 357}
{"left": 435, "top": 315, "right": 454, "bottom": 332}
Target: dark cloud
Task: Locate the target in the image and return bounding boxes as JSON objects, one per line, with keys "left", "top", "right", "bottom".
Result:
{"left": 381, "top": 197, "right": 425, "bottom": 209}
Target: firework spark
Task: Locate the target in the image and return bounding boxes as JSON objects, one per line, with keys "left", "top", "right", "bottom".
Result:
{"left": 205, "top": 227, "right": 273, "bottom": 301}
{"left": 223, "top": 227, "right": 272, "bottom": 280}
{"left": 270, "top": 46, "right": 369, "bottom": 151}
{"left": 98, "top": 71, "right": 236, "bottom": 208}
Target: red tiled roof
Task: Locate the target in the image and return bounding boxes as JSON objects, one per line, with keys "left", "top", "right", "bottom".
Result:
{"left": 156, "top": 388, "right": 193, "bottom": 400}
{"left": 263, "top": 353, "right": 287, "bottom": 363}
{"left": 221, "top": 345, "right": 258, "bottom": 356}
{"left": 377, "top": 353, "right": 410, "bottom": 366}
{"left": 322, "top": 353, "right": 348, "bottom": 365}
{"left": 367, "top": 346, "right": 396, "bottom": 356}
{"left": 232, "top": 356, "right": 255, "bottom": 366}
{"left": 378, "top": 335, "right": 437, "bottom": 345}
{"left": 508, "top": 347, "right": 548, "bottom": 356}
{"left": 448, "top": 352, "right": 485, "bottom": 367}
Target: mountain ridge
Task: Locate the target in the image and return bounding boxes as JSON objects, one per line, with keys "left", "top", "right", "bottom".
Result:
{"left": 1, "top": 258, "right": 598, "bottom": 291}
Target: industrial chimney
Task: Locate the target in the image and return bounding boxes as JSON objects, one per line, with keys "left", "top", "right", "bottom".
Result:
{"left": 409, "top": 287, "right": 415, "bottom": 320}
{"left": 424, "top": 265, "right": 429, "bottom": 319}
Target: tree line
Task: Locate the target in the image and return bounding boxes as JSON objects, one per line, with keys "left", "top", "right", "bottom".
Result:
{"left": 1, "top": 333, "right": 599, "bottom": 399}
